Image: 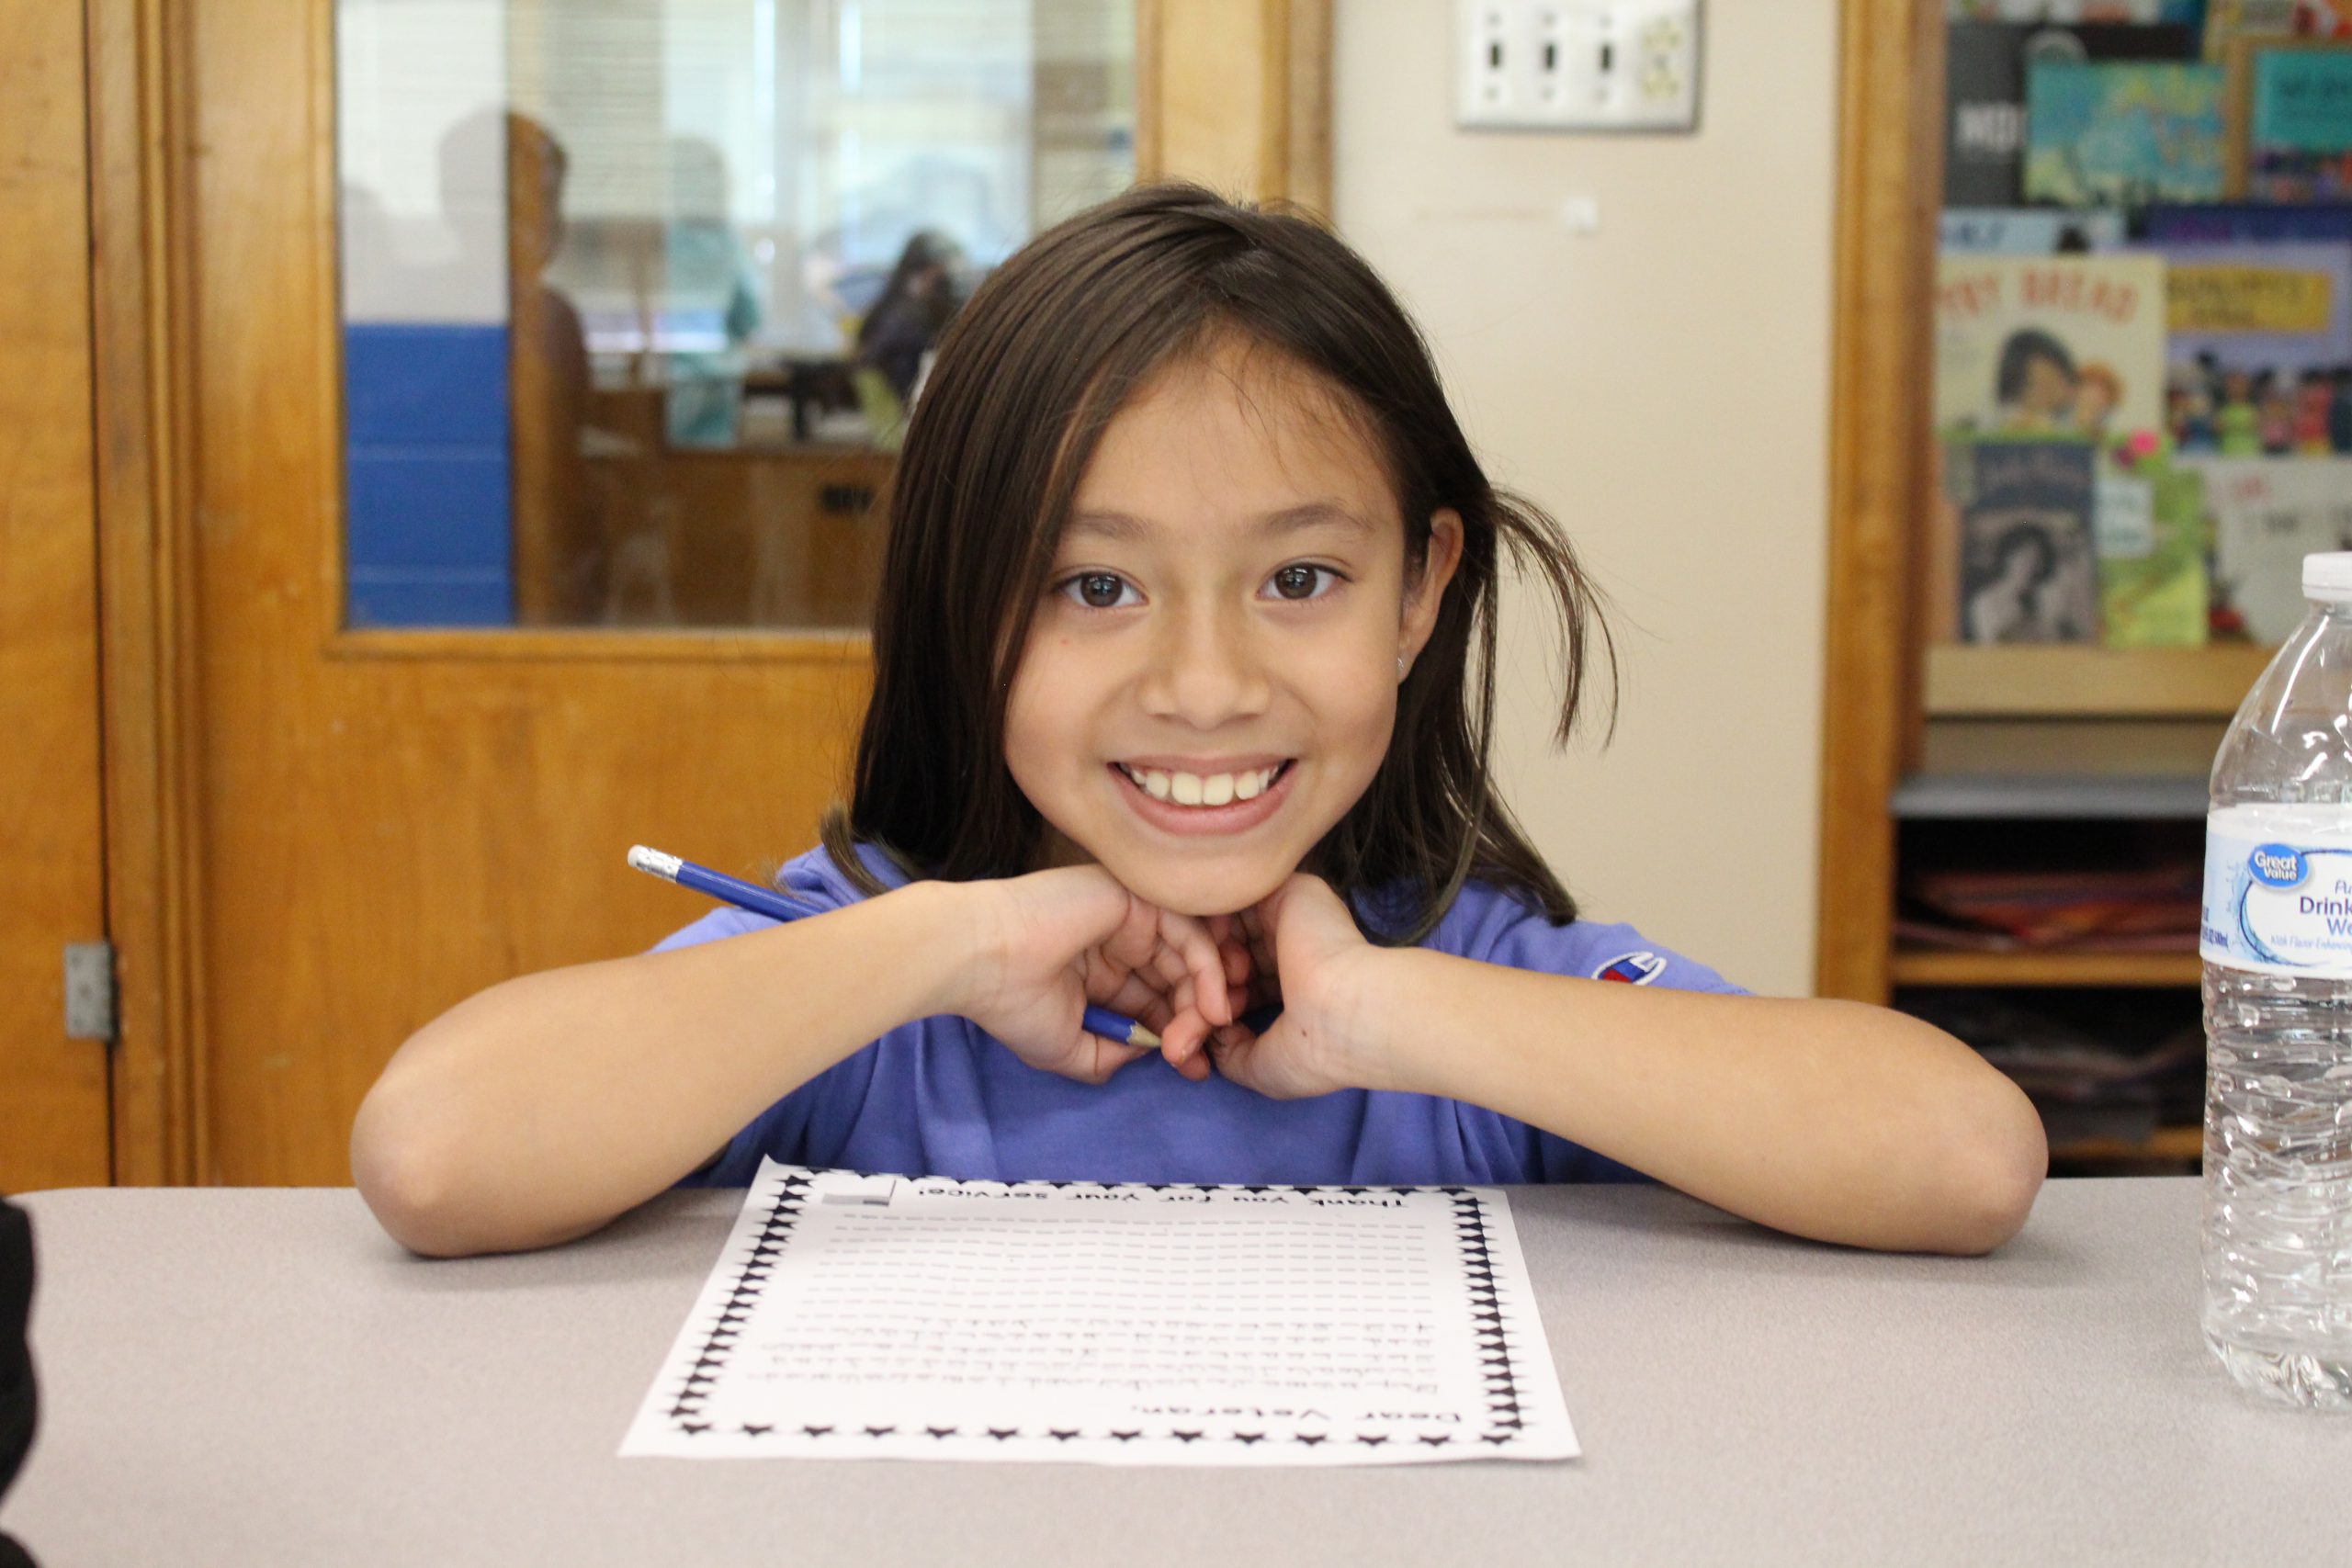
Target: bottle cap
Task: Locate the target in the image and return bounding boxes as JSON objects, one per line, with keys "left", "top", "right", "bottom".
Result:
{"left": 2306, "top": 552, "right": 2352, "bottom": 603}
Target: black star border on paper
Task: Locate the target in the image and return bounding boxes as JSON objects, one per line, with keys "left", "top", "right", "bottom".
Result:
{"left": 664, "top": 1171, "right": 1528, "bottom": 1451}
{"left": 665, "top": 1168, "right": 817, "bottom": 1437}
{"left": 1450, "top": 1190, "right": 1525, "bottom": 1447}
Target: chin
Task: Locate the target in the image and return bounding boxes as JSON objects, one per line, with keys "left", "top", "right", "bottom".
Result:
{"left": 1094, "top": 847, "right": 1294, "bottom": 919}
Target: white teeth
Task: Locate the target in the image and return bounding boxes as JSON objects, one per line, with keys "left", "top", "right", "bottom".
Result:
{"left": 1122, "top": 762, "right": 1285, "bottom": 807}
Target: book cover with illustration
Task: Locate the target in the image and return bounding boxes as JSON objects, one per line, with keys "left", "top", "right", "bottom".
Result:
{"left": 1942, "top": 208, "right": 2129, "bottom": 252}
{"left": 2092, "top": 446, "right": 2211, "bottom": 646}
{"left": 2207, "top": 0, "right": 2349, "bottom": 57}
{"left": 2023, "top": 61, "right": 2229, "bottom": 202}
{"left": 2239, "top": 42, "right": 2352, "bottom": 199}
{"left": 2184, "top": 455, "right": 2352, "bottom": 638}
{"left": 1947, "top": 439, "right": 2104, "bottom": 644}
{"left": 1937, "top": 254, "right": 2170, "bottom": 441}
{"left": 2151, "top": 241, "right": 2352, "bottom": 455}
{"left": 2204, "top": 0, "right": 2300, "bottom": 55}
{"left": 1947, "top": 22, "right": 2199, "bottom": 204}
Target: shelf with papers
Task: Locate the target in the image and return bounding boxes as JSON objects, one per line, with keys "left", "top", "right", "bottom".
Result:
{"left": 1891, "top": 773, "right": 2209, "bottom": 820}
{"left": 2046, "top": 1124, "right": 2203, "bottom": 1168}
{"left": 1923, "top": 645, "right": 2278, "bottom": 718}
{"left": 1890, "top": 949, "right": 2201, "bottom": 988}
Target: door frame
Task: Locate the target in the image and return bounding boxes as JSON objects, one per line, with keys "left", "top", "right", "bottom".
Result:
{"left": 85, "top": 0, "right": 1332, "bottom": 1184}
{"left": 88, "top": 0, "right": 204, "bottom": 1184}
{"left": 1815, "top": 0, "right": 1939, "bottom": 1005}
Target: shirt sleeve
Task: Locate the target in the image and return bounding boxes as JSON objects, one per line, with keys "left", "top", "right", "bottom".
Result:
{"left": 647, "top": 853, "right": 873, "bottom": 1187}
{"left": 1435, "top": 885, "right": 1750, "bottom": 1184}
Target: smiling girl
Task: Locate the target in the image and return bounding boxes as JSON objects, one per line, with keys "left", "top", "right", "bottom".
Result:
{"left": 352, "top": 185, "right": 2046, "bottom": 1259}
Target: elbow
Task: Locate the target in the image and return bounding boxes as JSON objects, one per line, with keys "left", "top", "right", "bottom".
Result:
{"left": 1939, "top": 1077, "right": 2049, "bottom": 1256}
{"left": 351, "top": 1075, "right": 493, "bottom": 1258}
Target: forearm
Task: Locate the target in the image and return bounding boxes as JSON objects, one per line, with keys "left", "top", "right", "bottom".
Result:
{"left": 352, "top": 881, "right": 968, "bottom": 1257}
{"left": 1359, "top": 951, "right": 2047, "bottom": 1254}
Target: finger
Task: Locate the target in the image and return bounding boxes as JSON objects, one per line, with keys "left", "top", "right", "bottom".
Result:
{"left": 1157, "top": 1010, "right": 1216, "bottom": 1081}
{"left": 1143, "top": 950, "right": 1214, "bottom": 1060}
{"left": 1076, "top": 942, "right": 1134, "bottom": 1002}
{"left": 1079, "top": 1035, "right": 1151, "bottom": 1086}
{"left": 1098, "top": 968, "right": 1175, "bottom": 1030}
{"left": 1146, "top": 936, "right": 1195, "bottom": 998}
{"left": 1090, "top": 888, "right": 1159, "bottom": 975}
{"left": 1157, "top": 911, "right": 1233, "bottom": 1026}
{"left": 1204, "top": 1032, "right": 1259, "bottom": 1094}
{"left": 1219, "top": 935, "right": 1252, "bottom": 988}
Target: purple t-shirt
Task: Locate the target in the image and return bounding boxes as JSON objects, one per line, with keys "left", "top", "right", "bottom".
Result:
{"left": 658, "top": 844, "right": 1746, "bottom": 1190}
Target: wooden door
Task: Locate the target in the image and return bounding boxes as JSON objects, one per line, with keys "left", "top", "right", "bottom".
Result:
{"left": 109, "top": 0, "right": 1328, "bottom": 1186}
{"left": 0, "top": 0, "right": 114, "bottom": 1191}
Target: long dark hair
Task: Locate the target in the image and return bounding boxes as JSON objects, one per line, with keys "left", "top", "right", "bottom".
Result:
{"left": 820, "top": 182, "right": 1614, "bottom": 943}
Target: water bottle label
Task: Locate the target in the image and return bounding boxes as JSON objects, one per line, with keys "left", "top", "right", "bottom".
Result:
{"left": 2201, "top": 826, "right": 2352, "bottom": 976}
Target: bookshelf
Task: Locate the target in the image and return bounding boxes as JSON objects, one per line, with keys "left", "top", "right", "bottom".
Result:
{"left": 1817, "top": 0, "right": 2256, "bottom": 1178}
{"left": 1888, "top": 949, "right": 2204, "bottom": 987}
{"left": 1923, "top": 645, "right": 2273, "bottom": 717}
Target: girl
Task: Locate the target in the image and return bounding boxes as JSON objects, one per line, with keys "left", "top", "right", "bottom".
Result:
{"left": 353, "top": 185, "right": 2046, "bottom": 1260}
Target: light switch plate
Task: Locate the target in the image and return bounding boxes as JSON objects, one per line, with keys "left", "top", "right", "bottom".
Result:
{"left": 1456, "top": 0, "right": 1702, "bottom": 132}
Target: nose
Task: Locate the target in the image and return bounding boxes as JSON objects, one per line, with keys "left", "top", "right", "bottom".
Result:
{"left": 1138, "top": 598, "right": 1272, "bottom": 729}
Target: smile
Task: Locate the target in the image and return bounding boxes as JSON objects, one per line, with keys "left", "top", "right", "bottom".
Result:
{"left": 1113, "top": 761, "right": 1290, "bottom": 806}
{"left": 1107, "top": 759, "right": 1297, "bottom": 834}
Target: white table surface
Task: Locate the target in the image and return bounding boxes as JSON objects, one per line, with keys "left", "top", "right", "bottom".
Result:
{"left": 4, "top": 1179, "right": 2348, "bottom": 1567}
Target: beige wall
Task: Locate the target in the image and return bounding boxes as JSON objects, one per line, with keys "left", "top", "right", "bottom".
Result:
{"left": 1333, "top": 2, "right": 1840, "bottom": 996}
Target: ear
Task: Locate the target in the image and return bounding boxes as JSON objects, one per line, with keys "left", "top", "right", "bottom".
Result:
{"left": 1400, "top": 508, "right": 1464, "bottom": 664}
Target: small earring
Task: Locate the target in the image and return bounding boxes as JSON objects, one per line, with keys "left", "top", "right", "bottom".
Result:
{"left": 1396, "top": 652, "right": 1409, "bottom": 681}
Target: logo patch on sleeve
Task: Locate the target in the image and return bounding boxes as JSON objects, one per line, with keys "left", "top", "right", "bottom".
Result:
{"left": 1594, "top": 951, "right": 1666, "bottom": 985}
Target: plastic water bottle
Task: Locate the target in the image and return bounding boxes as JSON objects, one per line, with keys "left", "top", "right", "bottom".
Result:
{"left": 2200, "top": 552, "right": 2352, "bottom": 1410}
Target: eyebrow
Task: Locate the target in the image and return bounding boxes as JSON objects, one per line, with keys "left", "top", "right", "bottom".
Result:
{"left": 1061, "top": 502, "right": 1374, "bottom": 544}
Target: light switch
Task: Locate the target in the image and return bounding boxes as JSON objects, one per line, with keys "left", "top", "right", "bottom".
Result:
{"left": 1456, "top": 0, "right": 1702, "bottom": 133}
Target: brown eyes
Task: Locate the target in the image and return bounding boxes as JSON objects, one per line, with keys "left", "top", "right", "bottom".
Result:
{"left": 1271, "top": 564, "right": 1324, "bottom": 601}
{"left": 1055, "top": 565, "right": 1339, "bottom": 609}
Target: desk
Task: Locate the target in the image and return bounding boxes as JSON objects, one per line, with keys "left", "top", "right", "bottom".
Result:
{"left": 4, "top": 1180, "right": 2346, "bottom": 1566}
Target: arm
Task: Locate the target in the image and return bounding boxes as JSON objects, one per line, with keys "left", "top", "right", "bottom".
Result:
{"left": 1358, "top": 951, "right": 2048, "bottom": 1256}
{"left": 1196, "top": 878, "right": 2048, "bottom": 1257}
{"left": 351, "top": 881, "right": 975, "bottom": 1258}
{"left": 353, "top": 870, "right": 1233, "bottom": 1259}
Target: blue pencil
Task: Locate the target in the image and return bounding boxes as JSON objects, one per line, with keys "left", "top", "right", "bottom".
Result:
{"left": 627, "top": 845, "right": 1162, "bottom": 1050}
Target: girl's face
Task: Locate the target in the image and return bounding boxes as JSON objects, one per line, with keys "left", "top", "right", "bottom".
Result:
{"left": 1004, "top": 337, "right": 1463, "bottom": 917}
{"left": 2022, "top": 355, "right": 2075, "bottom": 418}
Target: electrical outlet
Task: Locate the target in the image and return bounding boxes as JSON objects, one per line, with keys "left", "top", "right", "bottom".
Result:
{"left": 1455, "top": 0, "right": 1702, "bottom": 132}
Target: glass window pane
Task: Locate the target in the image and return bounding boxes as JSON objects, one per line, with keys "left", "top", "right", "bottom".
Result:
{"left": 335, "top": 0, "right": 1136, "bottom": 629}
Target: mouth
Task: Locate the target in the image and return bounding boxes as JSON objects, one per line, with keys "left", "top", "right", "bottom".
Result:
{"left": 1107, "top": 759, "right": 1298, "bottom": 835}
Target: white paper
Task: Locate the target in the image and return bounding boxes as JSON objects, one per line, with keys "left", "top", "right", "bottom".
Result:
{"left": 622, "top": 1159, "right": 1577, "bottom": 1466}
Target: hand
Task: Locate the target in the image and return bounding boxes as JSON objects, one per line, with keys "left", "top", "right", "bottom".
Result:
{"left": 952, "top": 866, "right": 1235, "bottom": 1085}
{"left": 1172, "top": 874, "right": 1393, "bottom": 1100}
